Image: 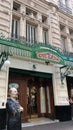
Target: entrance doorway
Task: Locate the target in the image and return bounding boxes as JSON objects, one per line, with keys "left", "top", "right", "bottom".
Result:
{"left": 9, "top": 69, "right": 55, "bottom": 122}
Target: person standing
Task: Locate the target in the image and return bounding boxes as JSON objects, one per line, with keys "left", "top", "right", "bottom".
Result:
{"left": 6, "top": 87, "right": 23, "bottom": 130}
{"left": 69, "top": 97, "right": 73, "bottom": 119}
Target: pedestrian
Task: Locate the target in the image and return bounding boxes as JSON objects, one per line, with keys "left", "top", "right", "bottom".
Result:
{"left": 69, "top": 97, "right": 73, "bottom": 119}
{"left": 6, "top": 87, "right": 23, "bottom": 130}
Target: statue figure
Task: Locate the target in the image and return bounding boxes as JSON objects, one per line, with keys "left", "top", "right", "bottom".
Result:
{"left": 6, "top": 87, "right": 23, "bottom": 130}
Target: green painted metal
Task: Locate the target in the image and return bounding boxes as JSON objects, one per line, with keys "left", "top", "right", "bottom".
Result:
{"left": 31, "top": 46, "right": 64, "bottom": 64}
{"left": 0, "top": 37, "right": 73, "bottom": 66}
{"left": 10, "top": 68, "right": 52, "bottom": 78}
{"left": 0, "top": 38, "right": 32, "bottom": 51}
{"left": 0, "top": 37, "right": 33, "bottom": 58}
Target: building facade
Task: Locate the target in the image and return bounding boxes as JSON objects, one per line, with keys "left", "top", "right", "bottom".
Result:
{"left": 0, "top": 0, "right": 73, "bottom": 123}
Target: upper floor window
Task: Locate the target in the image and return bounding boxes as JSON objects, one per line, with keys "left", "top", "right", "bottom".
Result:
{"left": 13, "top": 2, "right": 20, "bottom": 12}
{"left": 59, "top": 0, "right": 68, "bottom": 6}
{"left": 26, "top": 24, "right": 37, "bottom": 44}
{"left": 69, "top": 28, "right": 73, "bottom": 35}
{"left": 58, "top": 0, "right": 72, "bottom": 14}
{"left": 26, "top": 8, "right": 37, "bottom": 19}
{"left": 42, "top": 16, "right": 47, "bottom": 24}
{"left": 60, "top": 24, "right": 66, "bottom": 32}
{"left": 43, "top": 29, "right": 48, "bottom": 44}
{"left": 65, "top": 0, "right": 69, "bottom": 7}
{"left": 71, "top": 40, "right": 73, "bottom": 52}
{"left": 61, "top": 36, "right": 66, "bottom": 52}
{"left": 11, "top": 18, "right": 20, "bottom": 40}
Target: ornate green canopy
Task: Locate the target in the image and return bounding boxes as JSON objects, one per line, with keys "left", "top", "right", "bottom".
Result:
{"left": 0, "top": 37, "right": 73, "bottom": 66}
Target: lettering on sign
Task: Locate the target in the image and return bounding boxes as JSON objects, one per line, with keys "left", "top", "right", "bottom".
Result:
{"left": 36, "top": 52, "right": 60, "bottom": 63}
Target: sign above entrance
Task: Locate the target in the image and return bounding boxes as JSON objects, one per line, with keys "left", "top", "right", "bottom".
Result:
{"left": 33, "top": 46, "right": 64, "bottom": 65}
{"left": 37, "top": 52, "right": 60, "bottom": 63}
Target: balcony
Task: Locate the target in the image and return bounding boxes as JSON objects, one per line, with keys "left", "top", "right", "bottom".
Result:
{"left": 58, "top": 1, "right": 72, "bottom": 15}
{"left": 0, "top": 35, "right": 73, "bottom": 65}
{"left": 0, "top": 35, "right": 62, "bottom": 60}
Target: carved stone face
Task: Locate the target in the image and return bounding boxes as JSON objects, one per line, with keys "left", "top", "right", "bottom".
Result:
{"left": 9, "top": 88, "right": 18, "bottom": 99}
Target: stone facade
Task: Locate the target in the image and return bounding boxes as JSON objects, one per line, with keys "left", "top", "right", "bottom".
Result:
{"left": 0, "top": 0, "right": 73, "bottom": 122}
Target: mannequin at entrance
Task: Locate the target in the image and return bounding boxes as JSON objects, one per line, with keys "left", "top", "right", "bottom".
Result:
{"left": 6, "top": 87, "right": 23, "bottom": 130}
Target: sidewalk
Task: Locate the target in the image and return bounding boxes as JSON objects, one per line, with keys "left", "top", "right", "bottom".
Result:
{"left": 22, "top": 120, "right": 73, "bottom": 130}
{"left": 4, "top": 117, "right": 58, "bottom": 130}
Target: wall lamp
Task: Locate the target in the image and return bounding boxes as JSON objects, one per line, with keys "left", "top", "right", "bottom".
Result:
{"left": 0, "top": 52, "right": 10, "bottom": 70}
{"left": 33, "top": 64, "right": 36, "bottom": 69}
{"left": 45, "top": 61, "right": 50, "bottom": 65}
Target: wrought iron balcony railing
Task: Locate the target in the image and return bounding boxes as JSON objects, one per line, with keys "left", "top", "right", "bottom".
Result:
{"left": 58, "top": 1, "right": 72, "bottom": 15}
{"left": 0, "top": 35, "right": 61, "bottom": 60}
{"left": 0, "top": 35, "right": 73, "bottom": 64}
{"left": 11, "top": 34, "right": 38, "bottom": 45}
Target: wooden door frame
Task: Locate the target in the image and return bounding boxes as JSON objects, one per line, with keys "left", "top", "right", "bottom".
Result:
{"left": 9, "top": 69, "right": 54, "bottom": 121}
{"left": 44, "top": 78, "right": 55, "bottom": 119}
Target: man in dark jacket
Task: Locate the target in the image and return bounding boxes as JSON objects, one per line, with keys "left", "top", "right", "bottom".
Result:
{"left": 6, "top": 87, "right": 23, "bottom": 130}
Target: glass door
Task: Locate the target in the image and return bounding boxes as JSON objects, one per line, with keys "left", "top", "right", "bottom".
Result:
{"left": 27, "top": 79, "right": 37, "bottom": 118}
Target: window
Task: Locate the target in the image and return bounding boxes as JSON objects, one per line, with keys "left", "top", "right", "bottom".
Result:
{"left": 60, "top": 24, "right": 65, "bottom": 32}
{"left": 11, "top": 18, "right": 19, "bottom": 39}
{"left": 43, "top": 29, "right": 48, "bottom": 44}
{"left": 69, "top": 28, "right": 73, "bottom": 35}
{"left": 13, "top": 2, "right": 20, "bottom": 11}
{"left": 42, "top": 16, "right": 47, "bottom": 23}
{"left": 61, "top": 36, "right": 66, "bottom": 51}
{"left": 71, "top": 40, "right": 73, "bottom": 52}
{"left": 26, "top": 24, "right": 36, "bottom": 44}
{"left": 65, "top": 0, "right": 68, "bottom": 7}
{"left": 59, "top": 0, "right": 72, "bottom": 14}
{"left": 26, "top": 8, "right": 37, "bottom": 19}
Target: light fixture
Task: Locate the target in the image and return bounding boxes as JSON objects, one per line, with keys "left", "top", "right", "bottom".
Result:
{"left": 0, "top": 52, "right": 10, "bottom": 70}
{"left": 45, "top": 61, "right": 50, "bottom": 65}
{"left": 33, "top": 64, "right": 36, "bottom": 69}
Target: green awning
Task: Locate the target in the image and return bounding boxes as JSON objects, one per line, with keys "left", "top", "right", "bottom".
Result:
{"left": 1, "top": 37, "right": 73, "bottom": 67}
{"left": 9, "top": 68, "right": 52, "bottom": 78}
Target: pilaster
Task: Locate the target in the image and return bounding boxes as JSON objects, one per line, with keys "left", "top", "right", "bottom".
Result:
{"left": 53, "top": 66, "right": 69, "bottom": 106}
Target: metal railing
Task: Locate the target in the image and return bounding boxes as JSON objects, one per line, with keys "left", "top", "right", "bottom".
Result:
{"left": 58, "top": 0, "right": 72, "bottom": 15}
{"left": 0, "top": 34, "right": 73, "bottom": 63}
{"left": 0, "top": 35, "right": 61, "bottom": 58}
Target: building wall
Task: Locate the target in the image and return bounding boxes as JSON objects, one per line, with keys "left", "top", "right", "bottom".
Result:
{"left": 0, "top": 65, "right": 9, "bottom": 109}
{"left": 0, "top": 0, "right": 73, "bottom": 121}
{"left": 0, "top": 0, "right": 73, "bottom": 50}
{"left": 0, "top": 0, "right": 12, "bottom": 38}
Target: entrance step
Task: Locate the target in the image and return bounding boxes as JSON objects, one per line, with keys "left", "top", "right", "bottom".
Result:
{"left": 22, "top": 117, "right": 59, "bottom": 127}
{"left": 29, "top": 114, "right": 38, "bottom": 119}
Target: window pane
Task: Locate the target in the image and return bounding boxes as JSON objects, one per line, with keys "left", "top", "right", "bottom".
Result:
{"left": 26, "top": 24, "right": 36, "bottom": 44}
{"left": 71, "top": 40, "right": 73, "bottom": 52}
{"left": 11, "top": 18, "right": 19, "bottom": 39}
{"left": 43, "top": 30, "right": 47, "bottom": 44}
{"left": 12, "top": 19, "right": 14, "bottom": 37}
{"left": 61, "top": 37, "right": 66, "bottom": 51}
{"left": 15, "top": 20, "right": 18, "bottom": 38}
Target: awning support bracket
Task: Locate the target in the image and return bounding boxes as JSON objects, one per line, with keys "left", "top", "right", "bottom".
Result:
{"left": 60, "top": 65, "right": 72, "bottom": 84}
